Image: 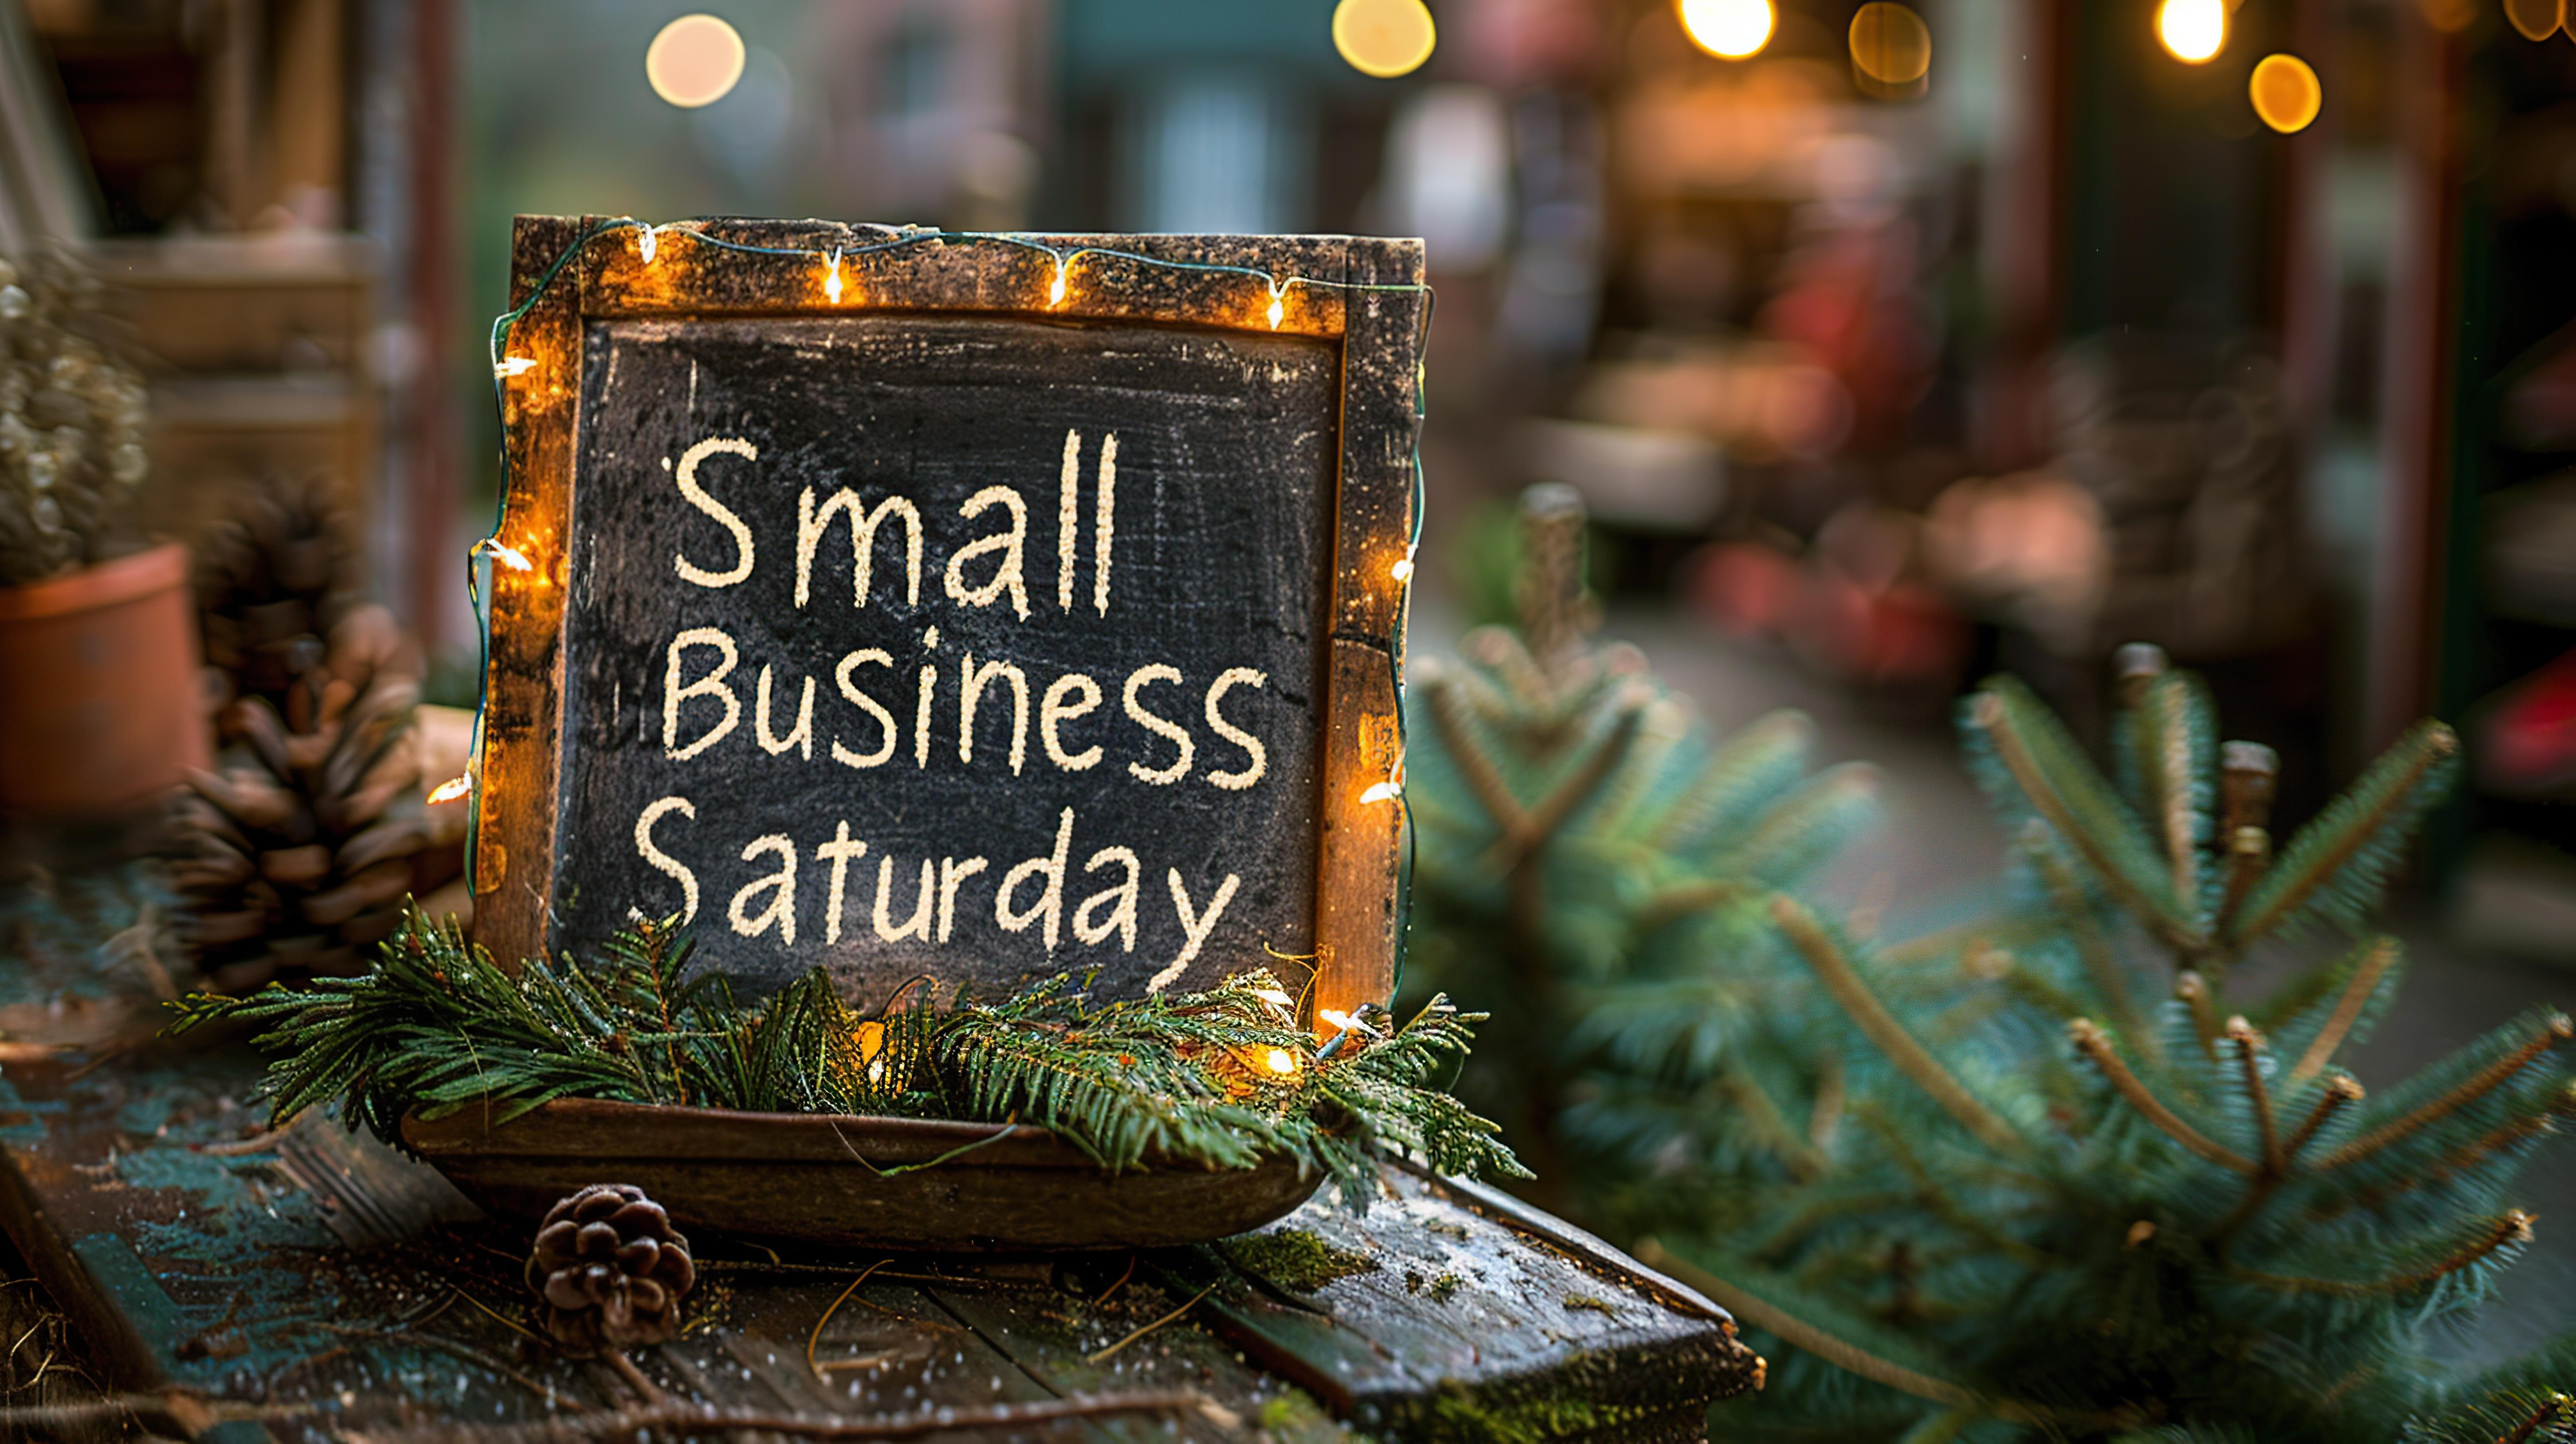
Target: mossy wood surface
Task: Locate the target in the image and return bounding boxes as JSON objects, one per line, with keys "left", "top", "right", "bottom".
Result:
{"left": 0, "top": 1043, "right": 1756, "bottom": 1440}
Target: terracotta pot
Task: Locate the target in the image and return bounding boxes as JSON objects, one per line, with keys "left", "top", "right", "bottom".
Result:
{"left": 0, "top": 543, "right": 211, "bottom": 816}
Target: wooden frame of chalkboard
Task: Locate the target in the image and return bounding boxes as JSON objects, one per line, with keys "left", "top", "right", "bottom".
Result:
{"left": 470, "top": 216, "right": 1421, "bottom": 1034}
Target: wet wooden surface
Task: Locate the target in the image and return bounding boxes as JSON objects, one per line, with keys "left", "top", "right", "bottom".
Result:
{"left": 0, "top": 1043, "right": 1757, "bottom": 1441}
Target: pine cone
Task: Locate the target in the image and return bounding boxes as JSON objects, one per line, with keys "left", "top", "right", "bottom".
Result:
{"left": 172, "top": 603, "right": 439, "bottom": 989}
{"left": 523, "top": 1185, "right": 696, "bottom": 1354}
{"left": 195, "top": 475, "right": 360, "bottom": 713}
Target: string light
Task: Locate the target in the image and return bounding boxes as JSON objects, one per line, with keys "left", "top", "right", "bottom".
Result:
{"left": 1047, "top": 256, "right": 1070, "bottom": 307}
{"left": 1678, "top": 0, "right": 1775, "bottom": 59}
{"left": 638, "top": 225, "right": 657, "bottom": 264}
{"left": 824, "top": 248, "right": 844, "bottom": 303}
{"left": 2249, "top": 54, "right": 2322, "bottom": 133}
{"left": 1332, "top": 0, "right": 1437, "bottom": 78}
{"left": 1266, "top": 280, "right": 1286, "bottom": 330}
{"left": 2155, "top": 0, "right": 2226, "bottom": 63}
{"left": 645, "top": 13, "right": 746, "bottom": 108}
{"left": 494, "top": 356, "right": 537, "bottom": 378}
{"left": 1391, "top": 546, "right": 1416, "bottom": 583}
{"left": 426, "top": 775, "right": 473, "bottom": 804}
{"left": 1359, "top": 780, "right": 1402, "bottom": 804}
{"left": 1262, "top": 1047, "right": 1300, "bottom": 1076}
{"left": 481, "top": 540, "right": 534, "bottom": 572}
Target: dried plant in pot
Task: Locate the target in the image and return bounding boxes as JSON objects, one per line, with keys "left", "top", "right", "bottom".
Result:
{"left": 0, "top": 254, "right": 209, "bottom": 818}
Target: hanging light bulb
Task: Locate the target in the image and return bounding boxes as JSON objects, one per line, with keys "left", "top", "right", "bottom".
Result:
{"left": 2155, "top": 0, "right": 2226, "bottom": 63}
{"left": 1048, "top": 257, "right": 1069, "bottom": 307}
{"left": 1678, "top": 0, "right": 1775, "bottom": 59}
{"left": 824, "top": 248, "right": 844, "bottom": 303}
{"left": 637, "top": 225, "right": 657, "bottom": 264}
{"left": 1266, "top": 281, "right": 1286, "bottom": 330}
{"left": 1332, "top": 0, "right": 1437, "bottom": 78}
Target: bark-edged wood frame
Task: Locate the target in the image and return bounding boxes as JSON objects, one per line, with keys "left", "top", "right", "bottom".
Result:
{"left": 471, "top": 216, "right": 1421, "bottom": 1033}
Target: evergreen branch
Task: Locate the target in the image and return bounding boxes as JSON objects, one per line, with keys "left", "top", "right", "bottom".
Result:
{"left": 165, "top": 911, "right": 1525, "bottom": 1205}
{"left": 2142, "top": 673, "right": 2211, "bottom": 918}
{"left": 1495, "top": 698, "right": 1646, "bottom": 868}
{"left": 1647, "top": 708, "right": 1816, "bottom": 852}
{"left": 1771, "top": 896, "right": 2022, "bottom": 1153}
{"left": 1633, "top": 1242, "right": 1982, "bottom": 1410}
{"left": 1722, "top": 1066, "right": 1830, "bottom": 1180}
{"left": 2291, "top": 937, "right": 2400, "bottom": 1085}
{"left": 2282, "top": 1074, "right": 2365, "bottom": 1162}
{"left": 2501, "top": 1395, "right": 2570, "bottom": 1444}
{"left": 1970, "top": 685, "right": 2200, "bottom": 956}
{"left": 2178, "top": 971, "right": 2223, "bottom": 1060}
{"left": 2321, "top": 1016, "right": 2574, "bottom": 1171}
{"left": 1809, "top": 1052, "right": 1846, "bottom": 1154}
{"left": 2228, "top": 721, "right": 2458, "bottom": 949}
{"left": 2327, "top": 1083, "right": 2576, "bottom": 1222}
{"left": 2068, "top": 1019, "right": 2257, "bottom": 1173}
{"left": 2229, "top": 1017, "right": 2284, "bottom": 1175}
{"left": 2025, "top": 829, "right": 2147, "bottom": 1048}
{"left": 2234, "top": 1211, "right": 2534, "bottom": 1298}
{"left": 1421, "top": 668, "right": 1533, "bottom": 837}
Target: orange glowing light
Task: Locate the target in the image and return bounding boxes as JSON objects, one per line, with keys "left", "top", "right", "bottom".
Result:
{"left": 1359, "top": 780, "right": 1402, "bottom": 804}
{"left": 427, "top": 775, "right": 473, "bottom": 804}
{"left": 2250, "top": 54, "right": 2322, "bottom": 134}
{"left": 1262, "top": 1047, "right": 1299, "bottom": 1076}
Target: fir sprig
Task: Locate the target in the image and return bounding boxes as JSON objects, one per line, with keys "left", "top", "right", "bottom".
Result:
{"left": 165, "top": 910, "right": 1526, "bottom": 1209}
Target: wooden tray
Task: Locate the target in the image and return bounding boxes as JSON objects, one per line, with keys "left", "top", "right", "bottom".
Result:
{"left": 399, "top": 1098, "right": 1326, "bottom": 1251}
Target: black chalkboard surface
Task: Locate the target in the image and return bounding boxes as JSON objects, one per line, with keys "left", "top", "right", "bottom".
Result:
{"left": 560, "top": 315, "right": 1332, "bottom": 1001}
{"left": 473, "top": 220, "right": 1421, "bottom": 1023}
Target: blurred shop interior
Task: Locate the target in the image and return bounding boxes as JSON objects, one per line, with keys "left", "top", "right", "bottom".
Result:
{"left": 7, "top": 0, "right": 2576, "bottom": 961}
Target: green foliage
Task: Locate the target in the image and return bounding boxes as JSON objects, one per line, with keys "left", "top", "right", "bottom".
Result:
{"left": 1599, "top": 649, "right": 2574, "bottom": 1441}
{"left": 166, "top": 909, "right": 1527, "bottom": 1207}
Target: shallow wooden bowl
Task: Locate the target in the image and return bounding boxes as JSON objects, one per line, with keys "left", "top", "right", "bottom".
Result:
{"left": 400, "top": 1098, "right": 1326, "bottom": 1251}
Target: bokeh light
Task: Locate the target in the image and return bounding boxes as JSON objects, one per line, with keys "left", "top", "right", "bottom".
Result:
{"left": 645, "top": 14, "right": 746, "bottom": 109}
{"left": 1849, "top": 4, "right": 1932, "bottom": 86}
{"left": 1332, "top": 0, "right": 1437, "bottom": 79}
{"left": 2502, "top": 0, "right": 2566, "bottom": 42}
{"left": 2155, "top": 0, "right": 2227, "bottom": 64}
{"left": 2250, "top": 54, "right": 2322, "bottom": 133}
{"left": 1678, "top": 0, "right": 1776, "bottom": 60}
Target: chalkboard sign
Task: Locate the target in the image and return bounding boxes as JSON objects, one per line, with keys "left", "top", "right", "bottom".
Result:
{"left": 472, "top": 218, "right": 1420, "bottom": 1027}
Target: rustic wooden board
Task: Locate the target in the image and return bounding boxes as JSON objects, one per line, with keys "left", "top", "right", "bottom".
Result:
{"left": 0, "top": 1041, "right": 1757, "bottom": 1441}
{"left": 474, "top": 220, "right": 1423, "bottom": 1025}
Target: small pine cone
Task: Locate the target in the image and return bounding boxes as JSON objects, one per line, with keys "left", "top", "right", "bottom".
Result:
{"left": 195, "top": 475, "right": 361, "bottom": 714}
{"left": 523, "top": 1185, "right": 696, "bottom": 1355}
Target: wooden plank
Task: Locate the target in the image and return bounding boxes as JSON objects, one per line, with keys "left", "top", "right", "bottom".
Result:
{"left": 0, "top": 1039, "right": 1752, "bottom": 1440}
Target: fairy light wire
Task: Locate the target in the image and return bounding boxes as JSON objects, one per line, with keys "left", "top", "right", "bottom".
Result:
{"left": 475, "top": 215, "right": 1434, "bottom": 1013}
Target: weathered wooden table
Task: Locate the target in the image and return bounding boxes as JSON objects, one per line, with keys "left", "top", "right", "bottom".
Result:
{"left": 0, "top": 1041, "right": 1757, "bottom": 1441}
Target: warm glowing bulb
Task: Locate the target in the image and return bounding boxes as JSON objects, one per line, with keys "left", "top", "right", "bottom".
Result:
{"left": 2156, "top": 0, "right": 2225, "bottom": 63}
{"left": 645, "top": 14, "right": 745, "bottom": 108}
{"left": 1048, "top": 261, "right": 1068, "bottom": 307}
{"left": 1848, "top": 3, "right": 1932, "bottom": 86}
{"left": 426, "top": 775, "right": 472, "bottom": 804}
{"left": 2249, "top": 54, "right": 2322, "bottom": 133}
{"left": 1267, "top": 293, "right": 1286, "bottom": 330}
{"left": 637, "top": 225, "right": 657, "bottom": 264}
{"left": 1678, "top": 0, "right": 1774, "bottom": 59}
{"left": 494, "top": 356, "right": 537, "bottom": 378}
{"left": 1359, "top": 780, "right": 1402, "bottom": 804}
{"left": 1390, "top": 557, "right": 1415, "bottom": 582}
{"left": 1333, "top": 0, "right": 1437, "bottom": 78}
{"left": 824, "top": 250, "right": 844, "bottom": 303}
{"left": 1319, "top": 1008, "right": 1356, "bottom": 1032}
{"left": 486, "top": 542, "right": 534, "bottom": 573}
{"left": 1263, "top": 1047, "right": 1299, "bottom": 1076}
